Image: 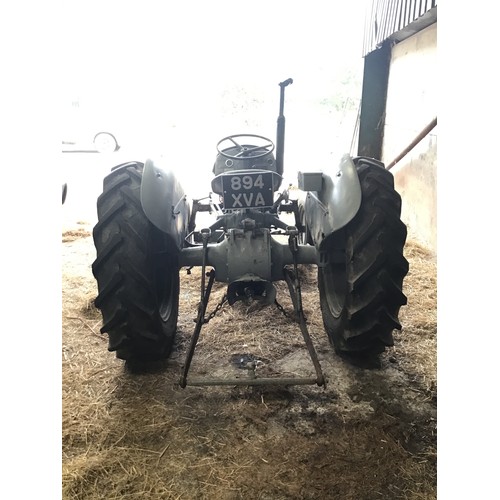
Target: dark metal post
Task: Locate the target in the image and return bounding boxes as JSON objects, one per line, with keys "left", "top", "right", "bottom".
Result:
{"left": 357, "top": 41, "right": 391, "bottom": 159}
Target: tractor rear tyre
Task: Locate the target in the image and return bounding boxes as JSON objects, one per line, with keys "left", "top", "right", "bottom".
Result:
{"left": 318, "top": 158, "right": 409, "bottom": 359}
{"left": 92, "top": 161, "right": 179, "bottom": 364}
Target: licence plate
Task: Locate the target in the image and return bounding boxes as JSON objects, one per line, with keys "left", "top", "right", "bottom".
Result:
{"left": 221, "top": 172, "right": 274, "bottom": 209}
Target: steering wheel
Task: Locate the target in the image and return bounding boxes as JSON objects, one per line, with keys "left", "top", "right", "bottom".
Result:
{"left": 217, "top": 134, "right": 275, "bottom": 160}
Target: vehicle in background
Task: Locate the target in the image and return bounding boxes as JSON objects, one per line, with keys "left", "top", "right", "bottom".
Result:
{"left": 62, "top": 97, "right": 121, "bottom": 153}
{"left": 62, "top": 96, "right": 177, "bottom": 154}
{"left": 62, "top": 130, "right": 120, "bottom": 153}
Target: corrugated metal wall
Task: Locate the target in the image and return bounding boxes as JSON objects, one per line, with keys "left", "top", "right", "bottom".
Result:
{"left": 363, "top": 0, "right": 437, "bottom": 55}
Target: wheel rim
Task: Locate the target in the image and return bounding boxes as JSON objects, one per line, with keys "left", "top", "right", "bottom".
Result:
{"left": 158, "top": 268, "right": 177, "bottom": 322}
{"left": 322, "top": 262, "right": 347, "bottom": 319}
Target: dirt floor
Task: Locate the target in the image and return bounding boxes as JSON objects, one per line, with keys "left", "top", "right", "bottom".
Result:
{"left": 62, "top": 222, "right": 437, "bottom": 500}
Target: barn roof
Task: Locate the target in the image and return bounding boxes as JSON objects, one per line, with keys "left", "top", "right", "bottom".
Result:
{"left": 362, "top": 0, "right": 437, "bottom": 56}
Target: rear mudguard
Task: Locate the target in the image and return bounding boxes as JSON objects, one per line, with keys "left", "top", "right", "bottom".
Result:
{"left": 302, "top": 154, "right": 362, "bottom": 251}
{"left": 140, "top": 158, "right": 190, "bottom": 251}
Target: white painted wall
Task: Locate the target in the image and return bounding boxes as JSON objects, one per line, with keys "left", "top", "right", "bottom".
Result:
{"left": 382, "top": 23, "right": 437, "bottom": 252}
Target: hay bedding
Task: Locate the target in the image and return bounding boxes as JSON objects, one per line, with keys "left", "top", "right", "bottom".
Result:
{"left": 62, "top": 228, "right": 437, "bottom": 499}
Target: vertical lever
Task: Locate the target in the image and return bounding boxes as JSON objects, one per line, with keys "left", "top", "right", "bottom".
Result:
{"left": 275, "top": 78, "right": 293, "bottom": 179}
